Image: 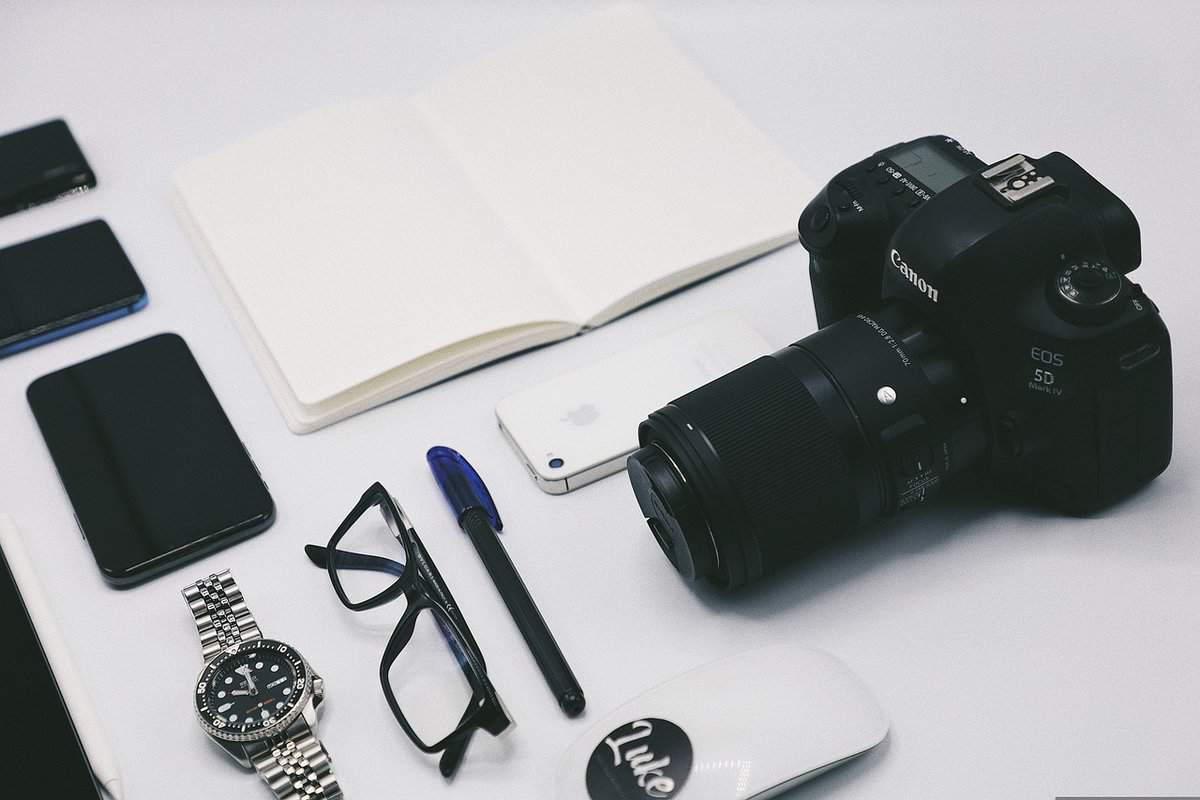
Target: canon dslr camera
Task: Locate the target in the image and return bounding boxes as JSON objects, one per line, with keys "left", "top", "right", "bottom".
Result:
{"left": 628, "top": 136, "right": 1172, "bottom": 590}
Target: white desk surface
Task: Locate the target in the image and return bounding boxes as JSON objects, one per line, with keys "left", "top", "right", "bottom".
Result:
{"left": 3, "top": 2, "right": 1199, "bottom": 798}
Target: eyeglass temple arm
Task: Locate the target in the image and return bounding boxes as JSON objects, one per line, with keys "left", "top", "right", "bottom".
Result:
{"left": 438, "top": 707, "right": 475, "bottom": 777}
{"left": 304, "top": 544, "right": 405, "bottom": 577}
{"left": 407, "top": 535, "right": 487, "bottom": 663}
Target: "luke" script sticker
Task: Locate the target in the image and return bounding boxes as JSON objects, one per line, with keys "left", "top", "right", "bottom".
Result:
{"left": 585, "top": 718, "right": 693, "bottom": 800}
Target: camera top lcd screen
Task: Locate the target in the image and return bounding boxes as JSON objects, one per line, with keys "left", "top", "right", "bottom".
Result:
{"left": 890, "top": 142, "right": 970, "bottom": 193}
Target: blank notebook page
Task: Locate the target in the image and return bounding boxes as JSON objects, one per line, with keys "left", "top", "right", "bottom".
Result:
{"left": 173, "top": 97, "right": 569, "bottom": 406}
{"left": 413, "top": 3, "right": 809, "bottom": 324}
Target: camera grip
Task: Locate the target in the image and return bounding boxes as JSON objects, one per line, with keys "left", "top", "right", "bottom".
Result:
{"left": 809, "top": 254, "right": 881, "bottom": 328}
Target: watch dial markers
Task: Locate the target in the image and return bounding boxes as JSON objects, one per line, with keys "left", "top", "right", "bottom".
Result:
{"left": 195, "top": 640, "right": 307, "bottom": 738}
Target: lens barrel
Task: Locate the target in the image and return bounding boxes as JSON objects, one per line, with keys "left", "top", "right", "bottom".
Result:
{"left": 627, "top": 303, "right": 986, "bottom": 589}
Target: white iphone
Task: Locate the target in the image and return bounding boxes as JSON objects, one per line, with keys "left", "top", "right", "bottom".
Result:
{"left": 496, "top": 313, "right": 771, "bottom": 494}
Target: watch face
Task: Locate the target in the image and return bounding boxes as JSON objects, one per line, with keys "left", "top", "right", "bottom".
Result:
{"left": 195, "top": 639, "right": 308, "bottom": 741}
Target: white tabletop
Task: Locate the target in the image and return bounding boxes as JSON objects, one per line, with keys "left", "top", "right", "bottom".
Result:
{"left": 3, "top": 2, "right": 1199, "bottom": 798}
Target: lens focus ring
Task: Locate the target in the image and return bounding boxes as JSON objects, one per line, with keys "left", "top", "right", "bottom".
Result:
{"left": 672, "top": 356, "right": 857, "bottom": 582}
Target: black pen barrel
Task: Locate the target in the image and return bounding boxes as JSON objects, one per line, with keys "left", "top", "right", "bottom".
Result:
{"left": 460, "top": 507, "right": 585, "bottom": 717}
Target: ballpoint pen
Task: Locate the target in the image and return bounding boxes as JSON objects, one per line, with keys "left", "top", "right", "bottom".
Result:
{"left": 426, "top": 446, "right": 586, "bottom": 718}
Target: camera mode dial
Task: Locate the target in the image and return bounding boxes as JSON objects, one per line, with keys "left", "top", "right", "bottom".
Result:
{"left": 1051, "top": 260, "right": 1124, "bottom": 324}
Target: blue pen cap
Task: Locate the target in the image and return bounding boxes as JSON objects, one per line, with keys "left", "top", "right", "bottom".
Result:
{"left": 426, "top": 446, "right": 502, "bottom": 530}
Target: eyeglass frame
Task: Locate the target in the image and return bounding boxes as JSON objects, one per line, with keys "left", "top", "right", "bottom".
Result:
{"left": 305, "top": 481, "right": 511, "bottom": 777}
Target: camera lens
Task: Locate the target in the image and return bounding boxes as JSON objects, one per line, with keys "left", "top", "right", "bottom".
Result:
{"left": 627, "top": 444, "right": 716, "bottom": 580}
{"left": 627, "top": 303, "right": 986, "bottom": 589}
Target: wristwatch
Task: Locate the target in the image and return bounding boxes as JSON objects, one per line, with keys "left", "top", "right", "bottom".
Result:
{"left": 182, "top": 569, "right": 343, "bottom": 799}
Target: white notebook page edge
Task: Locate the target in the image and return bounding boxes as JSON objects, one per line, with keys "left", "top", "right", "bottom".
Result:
{"left": 170, "top": 186, "right": 307, "bottom": 428}
{"left": 176, "top": 184, "right": 576, "bottom": 432}
{"left": 292, "top": 320, "right": 574, "bottom": 432}
{"left": 585, "top": 231, "right": 799, "bottom": 326}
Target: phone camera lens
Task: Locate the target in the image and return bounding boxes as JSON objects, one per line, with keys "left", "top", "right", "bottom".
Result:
{"left": 548, "top": 457, "right": 564, "bottom": 469}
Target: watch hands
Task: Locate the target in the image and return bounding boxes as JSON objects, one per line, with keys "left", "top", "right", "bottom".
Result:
{"left": 235, "top": 664, "right": 259, "bottom": 694}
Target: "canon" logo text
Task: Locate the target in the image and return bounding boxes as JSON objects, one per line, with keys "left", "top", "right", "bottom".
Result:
{"left": 890, "top": 249, "right": 940, "bottom": 303}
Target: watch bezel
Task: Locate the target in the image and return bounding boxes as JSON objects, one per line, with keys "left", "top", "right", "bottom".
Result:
{"left": 193, "top": 638, "right": 313, "bottom": 743}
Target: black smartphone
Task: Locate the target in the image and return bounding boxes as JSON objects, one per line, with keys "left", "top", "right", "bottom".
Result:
{"left": 0, "top": 119, "right": 96, "bottom": 218}
{"left": 0, "top": 542, "right": 103, "bottom": 799}
{"left": 27, "top": 333, "right": 275, "bottom": 586}
{"left": 0, "top": 220, "right": 147, "bottom": 357}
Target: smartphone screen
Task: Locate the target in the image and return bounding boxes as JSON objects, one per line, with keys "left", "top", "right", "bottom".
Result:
{"left": 0, "top": 544, "right": 102, "bottom": 798}
{"left": 27, "top": 333, "right": 274, "bottom": 585}
{"left": 0, "top": 220, "right": 146, "bottom": 356}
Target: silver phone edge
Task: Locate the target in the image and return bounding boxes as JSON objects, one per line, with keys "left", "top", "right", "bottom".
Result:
{"left": 496, "top": 415, "right": 633, "bottom": 495}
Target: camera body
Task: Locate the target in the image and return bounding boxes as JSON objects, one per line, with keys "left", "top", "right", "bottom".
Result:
{"left": 628, "top": 135, "right": 1172, "bottom": 590}
{"left": 799, "top": 135, "right": 1171, "bottom": 514}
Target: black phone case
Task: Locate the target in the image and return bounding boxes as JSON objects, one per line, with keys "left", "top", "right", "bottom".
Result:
{"left": 0, "top": 220, "right": 146, "bottom": 352}
{"left": 26, "top": 334, "right": 274, "bottom": 586}
{"left": 0, "top": 119, "right": 96, "bottom": 218}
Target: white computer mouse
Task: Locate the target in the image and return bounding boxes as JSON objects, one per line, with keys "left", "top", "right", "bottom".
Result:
{"left": 555, "top": 644, "right": 887, "bottom": 800}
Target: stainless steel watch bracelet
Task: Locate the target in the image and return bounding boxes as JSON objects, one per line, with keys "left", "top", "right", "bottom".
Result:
{"left": 183, "top": 569, "right": 263, "bottom": 661}
{"left": 183, "top": 570, "right": 344, "bottom": 800}
{"left": 249, "top": 724, "right": 343, "bottom": 800}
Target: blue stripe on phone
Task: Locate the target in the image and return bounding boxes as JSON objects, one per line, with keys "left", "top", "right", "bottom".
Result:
{"left": 0, "top": 294, "right": 148, "bottom": 358}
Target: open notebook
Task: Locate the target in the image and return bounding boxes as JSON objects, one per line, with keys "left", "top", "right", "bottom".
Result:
{"left": 173, "top": 3, "right": 812, "bottom": 433}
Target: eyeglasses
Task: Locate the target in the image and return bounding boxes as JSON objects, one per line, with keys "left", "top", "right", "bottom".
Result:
{"left": 304, "top": 482, "right": 511, "bottom": 778}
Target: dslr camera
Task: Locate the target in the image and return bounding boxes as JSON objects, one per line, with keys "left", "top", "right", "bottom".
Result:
{"left": 628, "top": 136, "right": 1172, "bottom": 590}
